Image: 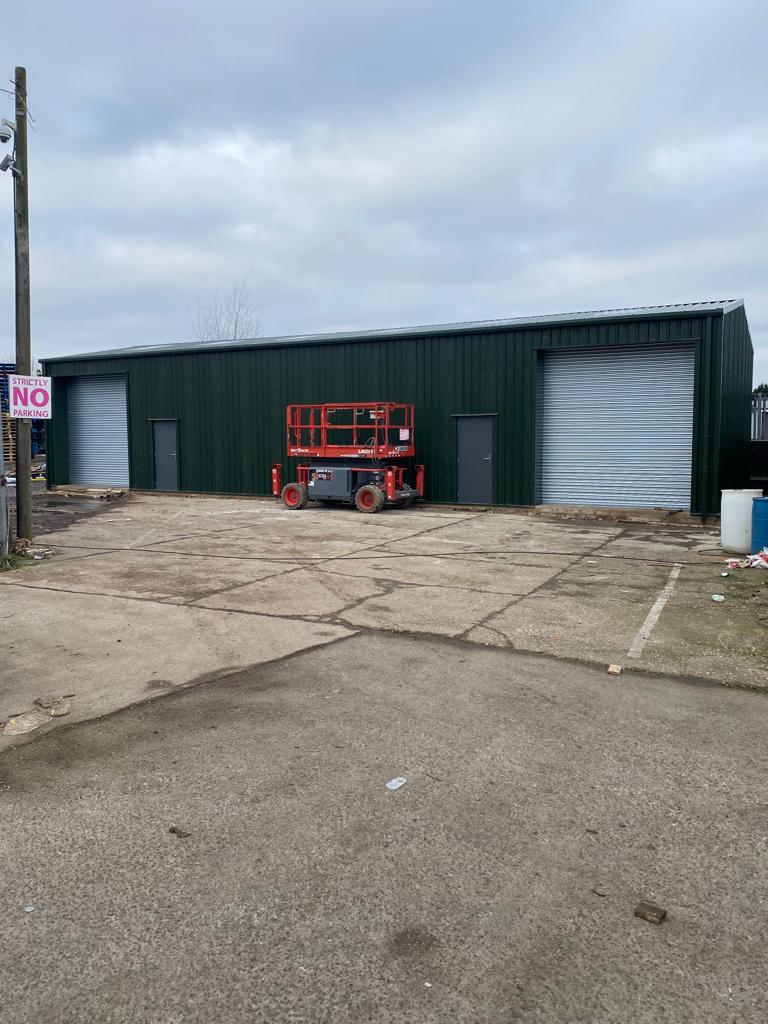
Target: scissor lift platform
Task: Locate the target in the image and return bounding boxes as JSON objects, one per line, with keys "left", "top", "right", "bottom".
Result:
{"left": 272, "top": 402, "right": 424, "bottom": 513}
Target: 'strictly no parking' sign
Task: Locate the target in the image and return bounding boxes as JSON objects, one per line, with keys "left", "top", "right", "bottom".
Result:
{"left": 9, "top": 374, "right": 52, "bottom": 419}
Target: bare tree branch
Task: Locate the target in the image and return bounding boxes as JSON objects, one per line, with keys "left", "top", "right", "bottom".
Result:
{"left": 192, "top": 279, "right": 260, "bottom": 342}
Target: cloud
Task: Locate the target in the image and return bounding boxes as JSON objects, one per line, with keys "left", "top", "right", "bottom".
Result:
{"left": 646, "top": 123, "right": 768, "bottom": 190}
{"left": 0, "top": 0, "right": 766, "bottom": 380}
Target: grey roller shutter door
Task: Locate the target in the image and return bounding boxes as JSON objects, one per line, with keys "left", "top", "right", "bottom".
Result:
{"left": 537, "top": 345, "right": 694, "bottom": 510}
{"left": 67, "top": 376, "right": 129, "bottom": 486}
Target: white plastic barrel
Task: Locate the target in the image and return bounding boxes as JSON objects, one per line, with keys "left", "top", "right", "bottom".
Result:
{"left": 721, "top": 489, "right": 763, "bottom": 553}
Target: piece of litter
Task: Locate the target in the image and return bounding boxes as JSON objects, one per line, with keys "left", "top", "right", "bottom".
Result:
{"left": 726, "top": 549, "right": 768, "bottom": 570}
{"left": 424, "top": 982, "right": 432, "bottom": 988}
{"left": 607, "top": 664, "right": 622, "bottom": 676}
{"left": 720, "top": 571, "right": 729, "bottom": 577}
{"left": 711, "top": 594, "right": 725, "bottom": 603}
{"left": 591, "top": 888, "right": 607, "bottom": 897}
{"left": 168, "top": 826, "right": 191, "bottom": 838}
{"left": 24, "top": 906, "right": 35, "bottom": 913}
{"left": 634, "top": 901, "right": 666, "bottom": 925}
{"left": 386, "top": 777, "right": 407, "bottom": 791}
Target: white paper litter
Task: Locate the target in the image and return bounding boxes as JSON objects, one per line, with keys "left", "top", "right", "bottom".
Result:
{"left": 386, "top": 777, "right": 407, "bottom": 791}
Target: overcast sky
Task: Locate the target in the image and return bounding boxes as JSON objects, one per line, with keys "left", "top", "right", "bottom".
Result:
{"left": 2, "top": 0, "right": 766, "bottom": 379}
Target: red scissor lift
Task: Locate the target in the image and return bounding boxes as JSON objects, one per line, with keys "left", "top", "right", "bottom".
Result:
{"left": 272, "top": 402, "right": 424, "bottom": 513}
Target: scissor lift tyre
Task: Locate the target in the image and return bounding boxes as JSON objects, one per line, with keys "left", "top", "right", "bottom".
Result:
{"left": 282, "top": 482, "right": 308, "bottom": 509}
{"left": 355, "top": 484, "right": 385, "bottom": 514}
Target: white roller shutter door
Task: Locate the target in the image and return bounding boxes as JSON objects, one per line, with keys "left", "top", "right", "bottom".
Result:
{"left": 537, "top": 345, "right": 694, "bottom": 510}
{"left": 67, "top": 376, "right": 130, "bottom": 486}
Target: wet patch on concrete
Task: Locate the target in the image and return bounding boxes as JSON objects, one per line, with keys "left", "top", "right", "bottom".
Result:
{"left": 388, "top": 927, "right": 439, "bottom": 959}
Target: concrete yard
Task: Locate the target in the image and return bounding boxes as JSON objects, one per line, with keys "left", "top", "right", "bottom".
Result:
{"left": 2, "top": 493, "right": 768, "bottom": 1022}
{"left": 3, "top": 633, "right": 768, "bottom": 1023}
{"left": 2, "top": 493, "right": 767, "bottom": 746}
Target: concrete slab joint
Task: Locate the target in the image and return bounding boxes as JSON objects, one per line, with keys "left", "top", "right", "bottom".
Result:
{"left": 2, "top": 493, "right": 766, "bottom": 750}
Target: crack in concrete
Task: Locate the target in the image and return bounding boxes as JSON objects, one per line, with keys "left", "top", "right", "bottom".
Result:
{"left": 317, "top": 579, "right": 401, "bottom": 628}
{"left": 0, "top": 517, "right": 488, "bottom": 620}
{"left": 334, "top": 545, "right": 717, "bottom": 568}
{"left": 36, "top": 510, "right": 484, "bottom": 568}
{"left": 4, "top": 585, "right": 767, "bottom": 749}
{"left": 315, "top": 564, "right": 534, "bottom": 599}
{"left": 189, "top": 563, "right": 307, "bottom": 603}
{"left": 34, "top": 541, "right": 715, "bottom": 575}
{"left": 1, "top": 514, "right": 621, "bottom": 650}
{"left": 469, "top": 622, "right": 515, "bottom": 648}
{"left": 10, "top": 507, "right": 754, "bottom": 723}
{"left": 322, "top": 572, "right": 521, "bottom": 637}
{"left": 0, "top": 628, "right": 367, "bottom": 756}
{"left": 456, "top": 594, "right": 524, "bottom": 640}
{"left": 4, "top": 621, "right": 753, "bottom": 762}
{"left": 454, "top": 530, "right": 630, "bottom": 644}
{"left": 37, "top": 543, "right": 320, "bottom": 564}
{"left": 39, "top": 503, "right": 399, "bottom": 552}
{"left": 0, "top": 578, "right": 370, "bottom": 635}
{"left": 185, "top": 512, "right": 489, "bottom": 603}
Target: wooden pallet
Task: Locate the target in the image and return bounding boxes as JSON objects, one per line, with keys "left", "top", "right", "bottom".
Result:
{"left": 2, "top": 412, "right": 15, "bottom": 467}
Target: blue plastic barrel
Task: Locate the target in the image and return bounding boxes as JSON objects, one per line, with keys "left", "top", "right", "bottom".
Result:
{"left": 751, "top": 497, "right": 768, "bottom": 554}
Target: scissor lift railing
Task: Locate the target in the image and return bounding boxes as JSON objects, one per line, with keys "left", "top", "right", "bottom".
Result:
{"left": 274, "top": 401, "right": 423, "bottom": 513}
{"left": 286, "top": 402, "right": 415, "bottom": 459}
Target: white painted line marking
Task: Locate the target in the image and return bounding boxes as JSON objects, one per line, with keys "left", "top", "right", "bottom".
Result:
{"left": 627, "top": 563, "right": 682, "bottom": 659}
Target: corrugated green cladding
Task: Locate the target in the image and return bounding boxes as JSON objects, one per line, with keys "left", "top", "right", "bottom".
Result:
{"left": 43, "top": 309, "right": 753, "bottom": 514}
{"left": 717, "top": 304, "right": 753, "bottom": 495}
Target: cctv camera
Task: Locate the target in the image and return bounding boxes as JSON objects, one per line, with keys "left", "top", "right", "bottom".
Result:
{"left": 0, "top": 154, "right": 20, "bottom": 178}
{"left": 0, "top": 119, "right": 15, "bottom": 144}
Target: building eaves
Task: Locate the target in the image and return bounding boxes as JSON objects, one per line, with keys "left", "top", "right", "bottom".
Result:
{"left": 43, "top": 300, "right": 743, "bottom": 363}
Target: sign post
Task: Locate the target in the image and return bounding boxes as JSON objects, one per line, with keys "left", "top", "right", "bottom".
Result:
{"left": 9, "top": 374, "right": 52, "bottom": 420}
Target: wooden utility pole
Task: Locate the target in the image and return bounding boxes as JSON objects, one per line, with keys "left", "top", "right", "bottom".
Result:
{"left": 14, "top": 66, "right": 32, "bottom": 540}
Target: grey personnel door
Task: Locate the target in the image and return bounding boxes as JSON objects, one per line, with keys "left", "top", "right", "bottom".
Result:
{"left": 456, "top": 415, "right": 494, "bottom": 504}
{"left": 152, "top": 420, "right": 178, "bottom": 491}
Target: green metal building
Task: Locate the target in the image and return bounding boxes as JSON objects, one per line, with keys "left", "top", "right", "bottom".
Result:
{"left": 42, "top": 300, "right": 753, "bottom": 515}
